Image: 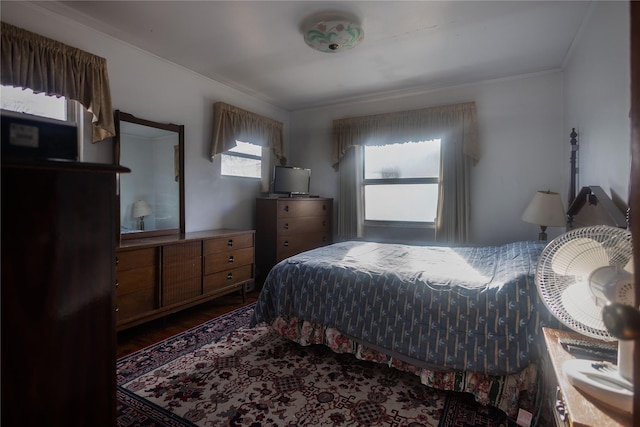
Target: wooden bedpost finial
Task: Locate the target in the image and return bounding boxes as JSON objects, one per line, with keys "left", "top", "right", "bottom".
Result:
{"left": 569, "top": 128, "right": 578, "bottom": 206}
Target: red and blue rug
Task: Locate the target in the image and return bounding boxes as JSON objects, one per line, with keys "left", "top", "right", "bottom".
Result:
{"left": 117, "top": 303, "right": 511, "bottom": 426}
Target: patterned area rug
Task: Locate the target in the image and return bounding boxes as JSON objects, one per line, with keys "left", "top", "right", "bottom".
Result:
{"left": 117, "top": 304, "right": 511, "bottom": 427}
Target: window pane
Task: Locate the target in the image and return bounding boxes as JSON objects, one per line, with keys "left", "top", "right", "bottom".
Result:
{"left": 221, "top": 154, "right": 261, "bottom": 178}
{"left": 229, "top": 140, "right": 262, "bottom": 156}
{"left": 1, "top": 85, "right": 66, "bottom": 121}
{"left": 365, "top": 184, "right": 438, "bottom": 222}
{"left": 364, "top": 140, "right": 440, "bottom": 179}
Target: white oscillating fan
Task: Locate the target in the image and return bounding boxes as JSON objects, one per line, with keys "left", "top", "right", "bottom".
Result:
{"left": 536, "top": 225, "right": 635, "bottom": 414}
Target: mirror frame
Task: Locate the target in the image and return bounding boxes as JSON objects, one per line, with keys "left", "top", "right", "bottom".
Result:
{"left": 114, "top": 110, "right": 185, "bottom": 241}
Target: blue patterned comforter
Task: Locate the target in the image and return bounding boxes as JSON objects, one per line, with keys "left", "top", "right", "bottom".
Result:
{"left": 250, "top": 240, "right": 559, "bottom": 375}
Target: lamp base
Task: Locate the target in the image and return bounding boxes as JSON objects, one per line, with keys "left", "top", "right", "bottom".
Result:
{"left": 139, "top": 216, "right": 145, "bottom": 231}
{"left": 538, "top": 225, "right": 548, "bottom": 241}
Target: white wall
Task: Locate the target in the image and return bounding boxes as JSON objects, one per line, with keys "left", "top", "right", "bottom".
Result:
{"left": 3, "top": 1, "right": 629, "bottom": 244}
{"left": 2, "top": 2, "right": 290, "bottom": 233}
{"left": 563, "top": 1, "right": 631, "bottom": 211}
{"left": 290, "top": 1, "right": 631, "bottom": 246}
{"left": 291, "top": 72, "right": 566, "bottom": 246}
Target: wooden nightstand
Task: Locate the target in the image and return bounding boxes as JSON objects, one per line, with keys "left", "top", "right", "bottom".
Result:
{"left": 541, "top": 328, "right": 632, "bottom": 427}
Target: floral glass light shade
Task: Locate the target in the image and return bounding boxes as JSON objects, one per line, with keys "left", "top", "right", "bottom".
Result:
{"left": 521, "top": 190, "right": 567, "bottom": 240}
{"left": 302, "top": 12, "right": 364, "bottom": 53}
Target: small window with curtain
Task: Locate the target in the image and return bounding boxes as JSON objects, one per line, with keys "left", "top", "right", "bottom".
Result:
{"left": 363, "top": 139, "right": 441, "bottom": 224}
{"left": 1, "top": 85, "right": 90, "bottom": 154}
{"left": 1, "top": 85, "right": 67, "bottom": 121}
{"left": 221, "top": 140, "right": 262, "bottom": 178}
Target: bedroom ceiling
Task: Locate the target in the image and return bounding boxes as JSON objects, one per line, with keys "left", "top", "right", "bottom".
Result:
{"left": 34, "top": 1, "right": 592, "bottom": 111}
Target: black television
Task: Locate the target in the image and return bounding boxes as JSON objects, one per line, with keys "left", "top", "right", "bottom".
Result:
{"left": 272, "top": 165, "right": 311, "bottom": 197}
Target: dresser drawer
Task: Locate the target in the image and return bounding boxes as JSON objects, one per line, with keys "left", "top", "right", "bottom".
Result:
{"left": 203, "top": 233, "right": 254, "bottom": 254}
{"left": 116, "top": 248, "right": 158, "bottom": 324}
{"left": 116, "top": 247, "right": 156, "bottom": 272}
{"left": 117, "top": 265, "right": 156, "bottom": 296}
{"left": 277, "top": 199, "right": 331, "bottom": 218}
{"left": 276, "top": 215, "right": 330, "bottom": 235}
{"left": 276, "top": 233, "right": 330, "bottom": 261}
{"left": 116, "top": 288, "right": 156, "bottom": 322}
{"left": 203, "top": 265, "right": 253, "bottom": 294}
{"left": 204, "top": 247, "right": 253, "bottom": 275}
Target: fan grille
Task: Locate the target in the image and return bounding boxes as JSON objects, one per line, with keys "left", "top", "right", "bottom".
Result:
{"left": 536, "top": 225, "right": 633, "bottom": 340}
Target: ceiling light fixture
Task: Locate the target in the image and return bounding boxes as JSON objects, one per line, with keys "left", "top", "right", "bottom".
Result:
{"left": 301, "top": 12, "right": 364, "bottom": 53}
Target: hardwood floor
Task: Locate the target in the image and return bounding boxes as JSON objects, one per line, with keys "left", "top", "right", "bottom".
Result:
{"left": 116, "top": 290, "right": 259, "bottom": 359}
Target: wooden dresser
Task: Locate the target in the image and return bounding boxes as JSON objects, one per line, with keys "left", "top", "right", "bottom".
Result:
{"left": 2, "top": 160, "right": 127, "bottom": 426}
{"left": 116, "top": 229, "right": 254, "bottom": 331}
{"left": 255, "top": 197, "right": 332, "bottom": 282}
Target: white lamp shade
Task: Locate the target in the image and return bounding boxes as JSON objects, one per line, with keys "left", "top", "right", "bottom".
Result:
{"left": 132, "top": 200, "right": 152, "bottom": 218}
{"left": 521, "top": 190, "right": 566, "bottom": 227}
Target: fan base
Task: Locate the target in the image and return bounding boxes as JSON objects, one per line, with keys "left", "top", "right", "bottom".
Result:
{"left": 563, "top": 359, "right": 633, "bottom": 414}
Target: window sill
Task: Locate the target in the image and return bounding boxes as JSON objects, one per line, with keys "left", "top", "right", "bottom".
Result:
{"left": 364, "top": 220, "right": 435, "bottom": 229}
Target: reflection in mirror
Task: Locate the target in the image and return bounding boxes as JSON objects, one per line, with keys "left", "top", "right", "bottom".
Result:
{"left": 115, "top": 111, "right": 184, "bottom": 240}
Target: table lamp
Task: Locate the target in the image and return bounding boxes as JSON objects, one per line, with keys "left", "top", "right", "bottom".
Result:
{"left": 132, "top": 200, "right": 152, "bottom": 231}
{"left": 521, "top": 190, "right": 566, "bottom": 240}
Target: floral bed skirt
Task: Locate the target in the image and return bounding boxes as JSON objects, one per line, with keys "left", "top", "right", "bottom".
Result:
{"left": 270, "top": 316, "right": 539, "bottom": 419}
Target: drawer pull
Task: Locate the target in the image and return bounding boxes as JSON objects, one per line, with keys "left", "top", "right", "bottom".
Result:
{"left": 284, "top": 241, "right": 289, "bottom": 247}
{"left": 555, "top": 386, "right": 567, "bottom": 421}
{"left": 115, "top": 256, "right": 119, "bottom": 266}
{"left": 115, "top": 306, "right": 119, "bottom": 313}
{"left": 284, "top": 205, "right": 289, "bottom": 212}
{"left": 227, "top": 239, "right": 233, "bottom": 247}
{"left": 227, "top": 273, "right": 233, "bottom": 280}
{"left": 322, "top": 204, "right": 326, "bottom": 211}
{"left": 228, "top": 256, "right": 234, "bottom": 263}
{"left": 322, "top": 236, "right": 327, "bottom": 242}
{"left": 284, "top": 223, "right": 289, "bottom": 230}
{"left": 115, "top": 280, "right": 119, "bottom": 288}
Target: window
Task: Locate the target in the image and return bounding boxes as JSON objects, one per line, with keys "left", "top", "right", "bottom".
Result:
{"left": 221, "top": 140, "right": 262, "bottom": 178}
{"left": 1, "top": 85, "right": 67, "bottom": 120}
{"left": 363, "top": 139, "right": 441, "bottom": 223}
{"left": 1, "top": 85, "right": 90, "bottom": 159}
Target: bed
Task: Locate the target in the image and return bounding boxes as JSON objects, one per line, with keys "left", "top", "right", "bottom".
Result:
{"left": 249, "top": 239, "right": 561, "bottom": 418}
{"left": 249, "top": 128, "right": 629, "bottom": 419}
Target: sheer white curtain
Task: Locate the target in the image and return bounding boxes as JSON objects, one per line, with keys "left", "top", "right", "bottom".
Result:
{"left": 332, "top": 102, "right": 479, "bottom": 243}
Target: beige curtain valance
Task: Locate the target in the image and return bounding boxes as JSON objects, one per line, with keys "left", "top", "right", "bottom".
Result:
{"left": 210, "top": 101, "right": 285, "bottom": 164}
{"left": 1, "top": 22, "right": 115, "bottom": 142}
{"left": 332, "top": 101, "right": 479, "bottom": 168}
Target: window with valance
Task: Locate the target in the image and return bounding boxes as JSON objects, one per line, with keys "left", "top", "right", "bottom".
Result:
{"left": 332, "top": 102, "right": 479, "bottom": 244}
{"left": 1, "top": 22, "right": 115, "bottom": 142}
{"left": 210, "top": 101, "right": 285, "bottom": 164}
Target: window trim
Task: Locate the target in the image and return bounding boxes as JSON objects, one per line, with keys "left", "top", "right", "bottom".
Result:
{"left": 363, "top": 177, "right": 439, "bottom": 186}
{"left": 222, "top": 151, "right": 261, "bottom": 162}
{"left": 363, "top": 219, "right": 436, "bottom": 228}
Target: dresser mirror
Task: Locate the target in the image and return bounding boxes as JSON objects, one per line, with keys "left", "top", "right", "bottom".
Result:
{"left": 114, "top": 110, "right": 185, "bottom": 240}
